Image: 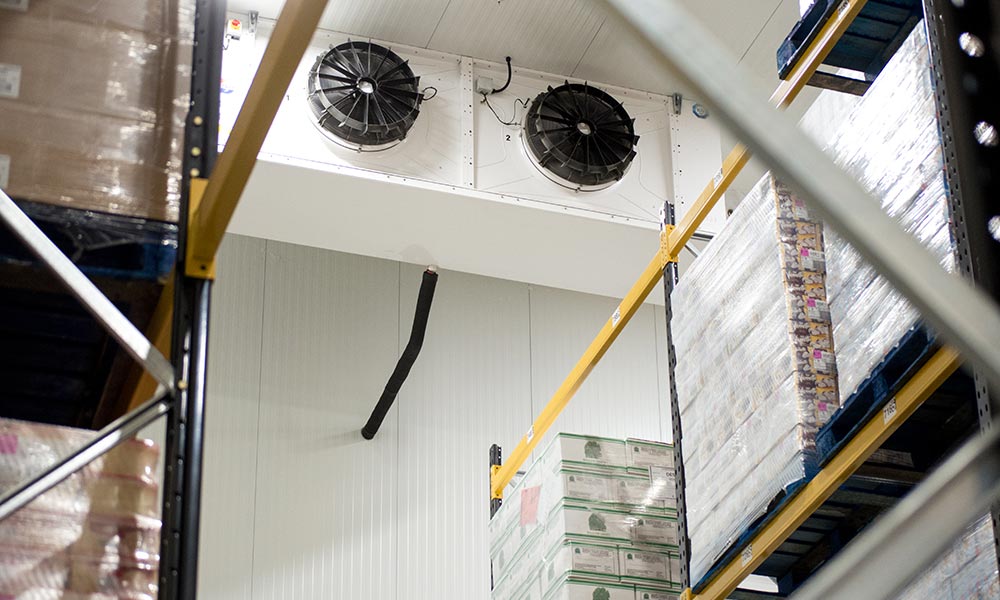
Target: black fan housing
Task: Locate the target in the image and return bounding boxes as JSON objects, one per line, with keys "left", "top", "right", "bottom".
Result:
{"left": 307, "top": 41, "right": 422, "bottom": 150}
{"left": 523, "top": 82, "right": 639, "bottom": 190}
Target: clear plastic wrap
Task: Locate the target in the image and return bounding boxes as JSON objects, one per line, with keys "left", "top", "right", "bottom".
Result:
{"left": 0, "top": 0, "right": 195, "bottom": 223}
{"left": 0, "top": 418, "right": 161, "bottom": 599}
{"left": 671, "top": 174, "right": 838, "bottom": 583}
{"left": 490, "top": 433, "right": 681, "bottom": 600}
{"left": 801, "top": 25, "right": 955, "bottom": 403}
{"left": 893, "top": 515, "right": 999, "bottom": 599}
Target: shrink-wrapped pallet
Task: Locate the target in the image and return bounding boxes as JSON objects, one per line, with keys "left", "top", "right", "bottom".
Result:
{"left": 671, "top": 174, "right": 838, "bottom": 583}
{"left": 0, "top": 0, "right": 194, "bottom": 222}
{"left": 803, "top": 25, "right": 955, "bottom": 403}
{"left": 0, "top": 418, "right": 162, "bottom": 599}
{"left": 893, "top": 515, "right": 999, "bottom": 599}
{"left": 490, "top": 433, "right": 681, "bottom": 600}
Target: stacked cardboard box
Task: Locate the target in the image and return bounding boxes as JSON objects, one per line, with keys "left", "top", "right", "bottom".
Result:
{"left": 490, "top": 433, "right": 682, "bottom": 600}
{"left": 0, "top": 417, "right": 162, "bottom": 599}
{"left": 671, "top": 174, "right": 839, "bottom": 583}
{"left": 0, "top": 0, "right": 193, "bottom": 222}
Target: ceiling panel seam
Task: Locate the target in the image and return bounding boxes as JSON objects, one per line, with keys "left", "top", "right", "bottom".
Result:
{"left": 739, "top": 0, "right": 786, "bottom": 63}
{"left": 571, "top": 18, "right": 608, "bottom": 79}
{"left": 424, "top": 0, "right": 454, "bottom": 49}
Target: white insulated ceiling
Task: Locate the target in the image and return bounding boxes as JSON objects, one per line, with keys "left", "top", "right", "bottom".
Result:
{"left": 227, "top": 0, "right": 804, "bottom": 98}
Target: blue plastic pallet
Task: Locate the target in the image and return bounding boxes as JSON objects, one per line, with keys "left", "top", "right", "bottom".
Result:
{"left": 815, "top": 325, "right": 937, "bottom": 466}
{"left": 692, "top": 472, "right": 817, "bottom": 594}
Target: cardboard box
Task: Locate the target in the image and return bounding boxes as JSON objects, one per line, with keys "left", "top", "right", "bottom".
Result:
{"left": 493, "top": 545, "right": 543, "bottom": 600}
{"left": 626, "top": 438, "right": 675, "bottom": 470}
{"left": 611, "top": 472, "right": 672, "bottom": 511}
{"left": 541, "top": 542, "right": 619, "bottom": 593}
{"left": 0, "top": 0, "right": 186, "bottom": 222}
{"left": 543, "top": 503, "right": 634, "bottom": 548}
{"left": 618, "top": 547, "right": 669, "bottom": 585}
{"left": 635, "top": 588, "right": 681, "bottom": 600}
{"left": 542, "top": 578, "right": 636, "bottom": 600}
{"left": 540, "top": 433, "right": 628, "bottom": 471}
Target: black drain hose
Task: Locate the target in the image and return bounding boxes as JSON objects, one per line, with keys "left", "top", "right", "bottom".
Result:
{"left": 361, "top": 267, "right": 438, "bottom": 439}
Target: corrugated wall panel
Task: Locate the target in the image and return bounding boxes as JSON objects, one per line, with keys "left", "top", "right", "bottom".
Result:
{"left": 395, "top": 264, "right": 533, "bottom": 600}
{"left": 199, "top": 235, "right": 267, "bottom": 600}
{"left": 251, "top": 241, "right": 401, "bottom": 600}
{"left": 529, "top": 285, "right": 664, "bottom": 451}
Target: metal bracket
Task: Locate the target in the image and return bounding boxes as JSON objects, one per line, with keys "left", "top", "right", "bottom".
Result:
{"left": 673, "top": 92, "right": 683, "bottom": 115}
{"left": 661, "top": 224, "right": 679, "bottom": 266}
{"left": 490, "top": 465, "right": 503, "bottom": 500}
{"left": 184, "top": 177, "right": 216, "bottom": 279}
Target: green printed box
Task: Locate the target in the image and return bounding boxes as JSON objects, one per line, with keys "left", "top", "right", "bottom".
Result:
{"left": 540, "top": 541, "right": 620, "bottom": 593}
{"left": 540, "top": 433, "right": 628, "bottom": 471}
{"left": 618, "top": 546, "right": 669, "bottom": 586}
{"left": 626, "top": 438, "right": 674, "bottom": 470}
{"left": 542, "top": 577, "right": 636, "bottom": 600}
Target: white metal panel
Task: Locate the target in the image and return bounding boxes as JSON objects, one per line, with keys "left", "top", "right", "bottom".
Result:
{"left": 427, "top": 0, "right": 606, "bottom": 79}
{"left": 198, "top": 235, "right": 267, "bottom": 600}
{"left": 670, "top": 97, "right": 728, "bottom": 235}
{"left": 395, "top": 264, "right": 532, "bottom": 600}
{"left": 251, "top": 241, "right": 401, "bottom": 600}
{"left": 528, "top": 285, "right": 665, "bottom": 454}
{"left": 227, "top": 158, "right": 667, "bottom": 306}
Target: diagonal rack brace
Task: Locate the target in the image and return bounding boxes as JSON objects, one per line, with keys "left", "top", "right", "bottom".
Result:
{"left": 489, "top": 0, "right": 872, "bottom": 502}
{"left": 0, "top": 188, "right": 176, "bottom": 393}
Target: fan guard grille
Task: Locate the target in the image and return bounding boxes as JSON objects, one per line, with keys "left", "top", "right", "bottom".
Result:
{"left": 523, "top": 82, "right": 639, "bottom": 189}
{"left": 307, "top": 41, "right": 422, "bottom": 149}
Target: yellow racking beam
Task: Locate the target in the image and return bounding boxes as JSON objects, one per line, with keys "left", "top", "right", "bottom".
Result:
{"left": 185, "top": 0, "right": 331, "bottom": 278}
{"left": 490, "top": 0, "right": 871, "bottom": 499}
{"left": 682, "top": 347, "right": 962, "bottom": 600}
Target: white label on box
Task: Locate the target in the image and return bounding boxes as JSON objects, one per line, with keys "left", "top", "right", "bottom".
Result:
{"left": 636, "top": 589, "right": 679, "bottom": 600}
{"left": 621, "top": 549, "right": 668, "bottom": 579}
{"left": 0, "top": 64, "right": 21, "bottom": 99}
{"left": 799, "top": 247, "right": 825, "bottom": 272}
{"left": 0, "top": 155, "right": 9, "bottom": 189}
{"left": 805, "top": 297, "right": 830, "bottom": 321}
{"left": 564, "top": 473, "right": 611, "bottom": 502}
{"left": 741, "top": 544, "right": 753, "bottom": 566}
{"left": 629, "top": 441, "right": 674, "bottom": 468}
{"left": 0, "top": 0, "right": 29, "bottom": 11}
{"left": 631, "top": 516, "right": 677, "bottom": 545}
{"left": 566, "top": 545, "right": 618, "bottom": 575}
{"left": 812, "top": 349, "right": 833, "bottom": 373}
{"left": 883, "top": 399, "right": 897, "bottom": 424}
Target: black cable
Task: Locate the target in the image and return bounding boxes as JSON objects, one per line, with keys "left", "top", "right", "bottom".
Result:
{"left": 421, "top": 86, "right": 438, "bottom": 101}
{"left": 491, "top": 56, "right": 513, "bottom": 94}
{"left": 482, "top": 93, "right": 531, "bottom": 126}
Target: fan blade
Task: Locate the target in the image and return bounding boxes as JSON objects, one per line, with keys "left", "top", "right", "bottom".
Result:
{"left": 538, "top": 113, "right": 575, "bottom": 126}
{"left": 340, "top": 93, "right": 364, "bottom": 126}
{"left": 347, "top": 44, "right": 368, "bottom": 77}
{"left": 566, "top": 85, "right": 586, "bottom": 119}
{"left": 588, "top": 104, "right": 618, "bottom": 127}
{"left": 371, "top": 46, "right": 392, "bottom": 80}
{"left": 325, "top": 47, "right": 358, "bottom": 78}
{"left": 370, "top": 92, "right": 391, "bottom": 126}
{"left": 318, "top": 72, "right": 355, "bottom": 84}
{"left": 377, "top": 59, "right": 412, "bottom": 82}
{"left": 600, "top": 128, "right": 639, "bottom": 144}
{"left": 318, "top": 85, "right": 356, "bottom": 94}
{"left": 363, "top": 94, "right": 370, "bottom": 133}
{"left": 593, "top": 117, "right": 633, "bottom": 130}
{"left": 375, "top": 91, "right": 406, "bottom": 122}
{"left": 592, "top": 134, "right": 625, "bottom": 164}
{"left": 542, "top": 97, "right": 577, "bottom": 122}
{"left": 380, "top": 87, "right": 419, "bottom": 113}
{"left": 379, "top": 76, "right": 419, "bottom": 88}
{"left": 536, "top": 126, "right": 576, "bottom": 135}
{"left": 547, "top": 93, "right": 580, "bottom": 119}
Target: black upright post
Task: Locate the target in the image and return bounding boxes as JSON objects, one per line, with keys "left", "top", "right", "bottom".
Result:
{"left": 661, "top": 202, "right": 691, "bottom": 589}
{"left": 159, "top": 0, "right": 225, "bottom": 598}
{"left": 489, "top": 444, "right": 503, "bottom": 518}
{"left": 922, "top": 0, "right": 1000, "bottom": 574}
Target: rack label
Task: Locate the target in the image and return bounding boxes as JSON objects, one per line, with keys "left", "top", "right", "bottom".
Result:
{"left": 883, "top": 399, "right": 897, "bottom": 424}
{"left": 526, "top": 426, "right": 534, "bottom": 443}
{"left": 0, "top": 155, "right": 9, "bottom": 189}
{"left": 0, "top": 64, "right": 21, "bottom": 99}
{"left": 0, "top": 0, "right": 29, "bottom": 11}
{"left": 612, "top": 306, "right": 622, "bottom": 327}
{"left": 741, "top": 544, "right": 753, "bottom": 566}
{"left": 713, "top": 168, "right": 724, "bottom": 188}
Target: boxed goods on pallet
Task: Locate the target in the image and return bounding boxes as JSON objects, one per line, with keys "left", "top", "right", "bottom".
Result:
{"left": 0, "top": 0, "right": 194, "bottom": 222}
{"left": 0, "top": 418, "right": 161, "bottom": 599}
{"left": 893, "top": 515, "right": 999, "bottom": 599}
{"left": 802, "top": 25, "right": 955, "bottom": 404}
{"left": 671, "top": 173, "right": 838, "bottom": 583}
{"left": 490, "top": 433, "right": 682, "bottom": 600}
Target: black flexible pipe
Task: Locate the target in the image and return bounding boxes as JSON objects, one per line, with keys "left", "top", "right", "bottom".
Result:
{"left": 361, "top": 268, "right": 439, "bottom": 439}
{"left": 491, "top": 56, "right": 513, "bottom": 94}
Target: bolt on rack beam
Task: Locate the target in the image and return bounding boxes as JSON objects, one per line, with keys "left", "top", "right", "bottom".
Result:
{"left": 488, "top": 0, "right": 872, "bottom": 506}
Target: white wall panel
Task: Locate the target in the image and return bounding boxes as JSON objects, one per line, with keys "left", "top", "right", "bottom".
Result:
{"left": 528, "top": 285, "right": 664, "bottom": 454}
{"left": 251, "top": 241, "right": 401, "bottom": 600}
{"left": 396, "top": 264, "right": 532, "bottom": 600}
{"left": 199, "top": 235, "right": 266, "bottom": 600}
